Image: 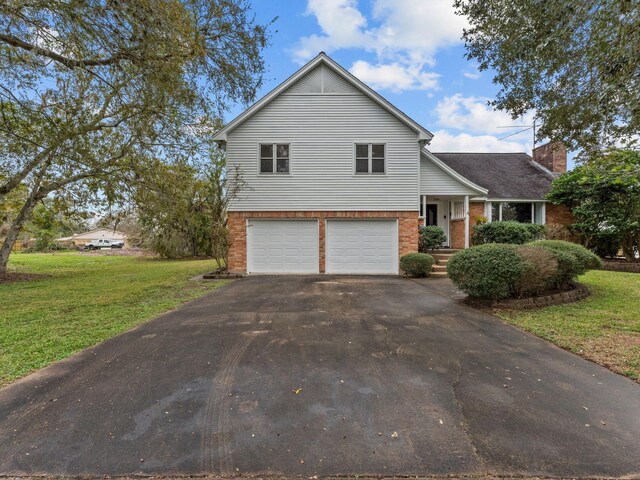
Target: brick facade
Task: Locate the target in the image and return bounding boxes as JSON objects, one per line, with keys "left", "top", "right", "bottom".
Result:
{"left": 227, "top": 211, "right": 419, "bottom": 273}
{"left": 546, "top": 203, "right": 574, "bottom": 226}
{"left": 449, "top": 202, "right": 485, "bottom": 249}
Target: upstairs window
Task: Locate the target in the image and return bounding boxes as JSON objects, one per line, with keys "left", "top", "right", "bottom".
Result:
{"left": 260, "top": 143, "right": 290, "bottom": 174}
{"left": 355, "top": 143, "right": 385, "bottom": 174}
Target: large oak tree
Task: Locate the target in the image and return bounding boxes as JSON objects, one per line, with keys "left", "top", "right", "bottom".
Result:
{"left": 455, "top": 0, "right": 640, "bottom": 156}
{"left": 0, "top": 0, "right": 271, "bottom": 273}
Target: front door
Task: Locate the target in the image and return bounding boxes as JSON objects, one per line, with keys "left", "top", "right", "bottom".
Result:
{"left": 425, "top": 204, "right": 438, "bottom": 226}
{"left": 424, "top": 202, "right": 450, "bottom": 247}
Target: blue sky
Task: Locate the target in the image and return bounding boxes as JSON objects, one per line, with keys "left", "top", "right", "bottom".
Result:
{"left": 224, "top": 0, "right": 546, "bottom": 158}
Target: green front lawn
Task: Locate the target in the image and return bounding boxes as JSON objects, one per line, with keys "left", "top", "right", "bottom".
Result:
{"left": 1, "top": 252, "right": 227, "bottom": 386}
{"left": 498, "top": 270, "right": 640, "bottom": 382}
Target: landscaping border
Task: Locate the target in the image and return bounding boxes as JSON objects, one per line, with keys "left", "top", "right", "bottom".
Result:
{"left": 202, "top": 271, "right": 244, "bottom": 279}
{"left": 465, "top": 283, "right": 590, "bottom": 310}
{"left": 602, "top": 261, "right": 640, "bottom": 273}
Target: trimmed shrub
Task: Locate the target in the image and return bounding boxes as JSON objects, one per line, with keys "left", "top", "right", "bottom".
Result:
{"left": 529, "top": 240, "right": 603, "bottom": 288}
{"left": 513, "top": 245, "right": 558, "bottom": 297}
{"left": 400, "top": 253, "right": 434, "bottom": 277}
{"left": 446, "top": 244, "right": 527, "bottom": 299}
{"left": 473, "top": 221, "right": 545, "bottom": 245}
{"left": 544, "top": 223, "right": 572, "bottom": 241}
{"left": 419, "top": 226, "right": 447, "bottom": 252}
{"left": 529, "top": 240, "right": 603, "bottom": 271}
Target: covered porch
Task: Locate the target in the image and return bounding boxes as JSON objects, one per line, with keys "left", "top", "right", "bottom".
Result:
{"left": 419, "top": 195, "right": 474, "bottom": 249}
{"left": 419, "top": 150, "right": 490, "bottom": 249}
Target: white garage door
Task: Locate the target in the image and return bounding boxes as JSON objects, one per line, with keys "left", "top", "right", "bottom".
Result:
{"left": 247, "top": 219, "right": 319, "bottom": 274}
{"left": 326, "top": 219, "right": 398, "bottom": 274}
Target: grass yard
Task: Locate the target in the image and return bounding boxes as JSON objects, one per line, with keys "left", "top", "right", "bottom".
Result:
{"left": 0, "top": 252, "right": 227, "bottom": 386}
{"left": 498, "top": 270, "right": 640, "bottom": 382}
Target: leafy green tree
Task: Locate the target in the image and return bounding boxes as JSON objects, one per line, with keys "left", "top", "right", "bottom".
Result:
{"left": 0, "top": 0, "right": 271, "bottom": 274}
{"left": 133, "top": 151, "right": 242, "bottom": 266}
{"left": 135, "top": 161, "right": 214, "bottom": 258}
{"left": 24, "top": 200, "right": 87, "bottom": 251}
{"left": 547, "top": 150, "right": 640, "bottom": 261}
{"left": 455, "top": 0, "right": 640, "bottom": 155}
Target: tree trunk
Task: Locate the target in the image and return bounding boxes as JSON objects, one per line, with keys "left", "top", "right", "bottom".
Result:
{"left": 0, "top": 189, "right": 40, "bottom": 275}
{"left": 621, "top": 234, "right": 637, "bottom": 262}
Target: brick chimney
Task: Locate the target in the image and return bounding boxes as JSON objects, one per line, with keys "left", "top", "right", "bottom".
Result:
{"left": 532, "top": 141, "right": 567, "bottom": 173}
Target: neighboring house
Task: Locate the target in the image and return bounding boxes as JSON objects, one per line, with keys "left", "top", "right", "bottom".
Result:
{"left": 214, "top": 53, "right": 572, "bottom": 274}
{"left": 57, "top": 229, "right": 129, "bottom": 248}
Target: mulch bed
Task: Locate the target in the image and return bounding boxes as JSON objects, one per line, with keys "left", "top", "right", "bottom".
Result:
{"left": 465, "top": 283, "right": 590, "bottom": 310}
{"left": 202, "top": 270, "right": 243, "bottom": 279}
{"left": 0, "top": 272, "right": 49, "bottom": 285}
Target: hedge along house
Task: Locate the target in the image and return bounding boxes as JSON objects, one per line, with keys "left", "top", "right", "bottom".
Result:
{"left": 214, "top": 53, "right": 572, "bottom": 274}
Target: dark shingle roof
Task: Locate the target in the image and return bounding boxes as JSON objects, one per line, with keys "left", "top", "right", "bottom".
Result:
{"left": 431, "top": 152, "right": 555, "bottom": 200}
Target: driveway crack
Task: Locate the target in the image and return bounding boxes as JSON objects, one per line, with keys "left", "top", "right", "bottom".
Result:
{"left": 452, "top": 358, "right": 489, "bottom": 474}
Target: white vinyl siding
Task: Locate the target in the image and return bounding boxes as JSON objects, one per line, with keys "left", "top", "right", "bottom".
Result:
{"left": 226, "top": 70, "right": 420, "bottom": 211}
{"left": 325, "top": 219, "right": 398, "bottom": 274}
{"left": 419, "top": 154, "right": 480, "bottom": 196}
{"left": 246, "top": 219, "right": 319, "bottom": 273}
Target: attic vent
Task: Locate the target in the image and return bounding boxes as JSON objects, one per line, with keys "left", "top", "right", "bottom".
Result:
{"left": 285, "top": 64, "right": 359, "bottom": 95}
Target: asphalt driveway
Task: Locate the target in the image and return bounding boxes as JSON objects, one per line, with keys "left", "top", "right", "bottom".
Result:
{"left": 1, "top": 275, "right": 640, "bottom": 478}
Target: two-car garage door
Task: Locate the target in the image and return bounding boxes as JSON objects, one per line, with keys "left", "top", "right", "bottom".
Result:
{"left": 246, "top": 218, "right": 398, "bottom": 274}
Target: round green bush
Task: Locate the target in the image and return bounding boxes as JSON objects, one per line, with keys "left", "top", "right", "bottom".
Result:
{"left": 446, "top": 244, "right": 528, "bottom": 299}
{"left": 473, "top": 221, "right": 545, "bottom": 245}
{"left": 418, "top": 226, "right": 447, "bottom": 252}
{"left": 400, "top": 253, "right": 434, "bottom": 277}
{"left": 529, "top": 240, "right": 603, "bottom": 275}
{"left": 513, "top": 245, "right": 558, "bottom": 296}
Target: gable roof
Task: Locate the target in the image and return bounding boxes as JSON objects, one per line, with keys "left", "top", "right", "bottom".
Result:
{"left": 431, "top": 152, "right": 555, "bottom": 200}
{"left": 213, "top": 52, "right": 434, "bottom": 142}
{"left": 421, "top": 149, "right": 488, "bottom": 195}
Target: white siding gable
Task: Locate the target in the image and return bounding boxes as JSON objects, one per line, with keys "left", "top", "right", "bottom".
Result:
{"left": 285, "top": 64, "right": 359, "bottom": 95}
{"left": 420, "top": 153, "right": 482, "bottom": 196}
{"left": 227, "top": 64, "right": 420, "bottom": 211}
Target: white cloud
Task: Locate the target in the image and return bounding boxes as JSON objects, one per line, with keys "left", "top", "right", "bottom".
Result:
{"left": 428, "top": 130, "right": 529, "bottom": 153}
{"left": 435, "top": 94, "right": 533, "bottom": 135}
{"left": 294, "top": 0, "right": 370, "bottom": 60}
{"left": 431, "top": 95, "right": 534, "bottom": 152}
{"left": 370, "top": 0, "right": 467, "bottom": 66}
{"left": 293, "top": 0, "right": 467, "bottom": 91}
{"left": 462, "top": 71, "right": 480, "bottom": 80}
{"left": 350, "top": 60, "right": 439, "bottom": 92}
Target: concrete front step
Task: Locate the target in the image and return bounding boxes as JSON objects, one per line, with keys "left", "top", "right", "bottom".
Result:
{"left": 429, "top": 250, "right": 460, "bottom": 277}
{"left": 430, "top": 270, "right": 449, "bottom": 278}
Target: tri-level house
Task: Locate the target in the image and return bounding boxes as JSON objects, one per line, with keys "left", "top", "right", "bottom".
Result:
{"left": 214, "top": 53, "right": 572, "bottom": 275}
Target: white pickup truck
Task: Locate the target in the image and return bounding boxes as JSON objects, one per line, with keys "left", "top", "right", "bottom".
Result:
{"left": 84, "top": 239, "right": 125, "bottom": 250}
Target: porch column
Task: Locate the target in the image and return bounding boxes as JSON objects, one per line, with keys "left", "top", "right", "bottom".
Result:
{"left": 422, "top": 195, "right": 427, "bottom": 226}
{"left": 464, "top": 195, "right": 470, "bottom": 248}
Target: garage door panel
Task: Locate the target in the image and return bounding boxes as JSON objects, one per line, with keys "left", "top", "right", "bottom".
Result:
{"left": 326, "top": 220, "right": 398, "bottom": 274}
{"left": 247, "top": 220, "right": 319, "bottom": 274}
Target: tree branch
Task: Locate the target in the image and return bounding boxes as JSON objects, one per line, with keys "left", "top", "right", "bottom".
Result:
{"left": 0, "top": 33, "right": 176, "bottom": 69}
